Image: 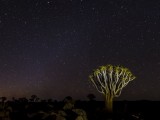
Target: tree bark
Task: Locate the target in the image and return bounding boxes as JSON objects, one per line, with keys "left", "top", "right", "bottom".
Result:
{"left": 105, "top": 95, "right": 113, "bottom": 114}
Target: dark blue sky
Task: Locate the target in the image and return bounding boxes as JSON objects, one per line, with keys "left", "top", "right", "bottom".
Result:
{"left": 0, "top": 0, "right": 160, "bottom": 101}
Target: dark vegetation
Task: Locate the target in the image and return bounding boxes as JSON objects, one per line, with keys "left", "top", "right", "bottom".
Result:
{"left": 0, "top": 95, "right": 159, "bottom": 120}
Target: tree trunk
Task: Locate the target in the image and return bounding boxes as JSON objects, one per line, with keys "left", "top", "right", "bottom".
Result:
{"left": 105, "top": 95, "right": 113, "bottom": 113}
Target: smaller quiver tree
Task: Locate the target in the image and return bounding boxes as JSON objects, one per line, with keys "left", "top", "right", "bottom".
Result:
{"left": 89, "top": 64, "right": 136, "bottom": 113}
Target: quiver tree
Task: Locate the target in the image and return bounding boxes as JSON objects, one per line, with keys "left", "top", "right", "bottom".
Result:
{"left": 89, "top": 64, "right": 136, "bottom": 113}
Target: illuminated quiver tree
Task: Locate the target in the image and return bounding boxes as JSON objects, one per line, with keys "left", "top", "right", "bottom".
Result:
{"left": 89, "top": 64, "right": 136, "bottom": 113}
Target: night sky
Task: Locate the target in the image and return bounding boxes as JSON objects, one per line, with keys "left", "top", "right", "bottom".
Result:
{"left": 0, "top": 0, "right": 160, "bottom": 101}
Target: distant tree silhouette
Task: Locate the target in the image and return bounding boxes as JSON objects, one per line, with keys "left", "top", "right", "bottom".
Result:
{"left": 47, "top": 98, "right": 53, "bottom": 103}
{"left": 89, "top": 64, "right": 136, "bottom": 113}
{"left": 87, "top": 94, "right": 96, "bottom": 101}
{"left": 18, "top": 97, "right": 28, "bottom": 103}
{"left": 0, "top": 97, "right": 7, "bottom": 102}
{"left": 30, "top": 95, "right": 39, "bottom": 102}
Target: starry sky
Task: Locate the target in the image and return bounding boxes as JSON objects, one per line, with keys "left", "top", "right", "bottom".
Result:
{"left": 0, "top": 0, "right": 160, "bottom": 101}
